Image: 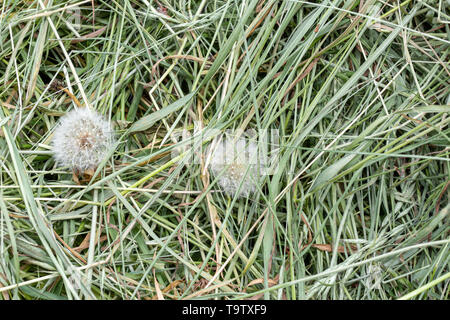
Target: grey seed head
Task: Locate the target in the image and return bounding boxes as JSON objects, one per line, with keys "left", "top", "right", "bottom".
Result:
{"left": 208, "top": 136, "right": 265, "bottom": 198}
{"left": 52, "top": 108, "right": 115, "bottom": 171}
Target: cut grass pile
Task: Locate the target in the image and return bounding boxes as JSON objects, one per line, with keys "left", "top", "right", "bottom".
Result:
{"left": 0, "top": 0, "right": 449, "bottom": 300}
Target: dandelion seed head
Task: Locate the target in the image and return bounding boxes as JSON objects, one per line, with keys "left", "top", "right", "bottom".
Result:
{"left": 52, "top": 108, "right": 115, "bottom": 171}
{"left": 208, "top": 137, "right": 265, "bottom": 198}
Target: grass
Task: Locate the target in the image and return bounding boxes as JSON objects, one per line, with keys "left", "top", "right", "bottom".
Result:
{"left": 0, "top": 0, "right": 449, "bottom": 300}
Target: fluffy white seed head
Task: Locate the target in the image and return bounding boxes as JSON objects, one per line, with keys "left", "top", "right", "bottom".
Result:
{"left": 52, "top": 108, "right": 115, "bottom": 171}
{"left": 208, "top": 136, "right": 265, "bottom": 198}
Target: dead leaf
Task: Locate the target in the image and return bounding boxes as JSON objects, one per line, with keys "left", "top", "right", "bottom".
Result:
{"left": 311, "top": 243, "right": 358, "bottom": 253}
